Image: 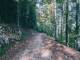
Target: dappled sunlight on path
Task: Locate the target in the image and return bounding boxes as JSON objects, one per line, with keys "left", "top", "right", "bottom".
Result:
{"left": 1, "top": 30, "right": 80, "bottom": 60}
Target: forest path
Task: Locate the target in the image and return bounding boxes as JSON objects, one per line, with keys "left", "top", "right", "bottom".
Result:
{"left": 16, "top": 33, "right": 45, "bottom": 60}
{"left": 1, "top": 30, "right": 80, "bottom": 60}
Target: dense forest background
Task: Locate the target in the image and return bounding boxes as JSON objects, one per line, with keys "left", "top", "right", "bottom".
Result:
{"left": 0, "top": 0, "right": 80, "bottom": 56}
{"left": 36, "top": 0, "right": 80, "bottom": 49}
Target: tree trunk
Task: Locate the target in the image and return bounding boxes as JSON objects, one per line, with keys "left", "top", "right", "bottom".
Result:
{"left": 75, "top": 0, "right": 79, "bottom": 49}
{"left": 60, "top": 1, "right": 63, "bottom": 41}
{"left": 65, "top": 0, "right": 69, "bottom": 46}
{"left": 54, "top": 0, "right": 57, "bottom": 41}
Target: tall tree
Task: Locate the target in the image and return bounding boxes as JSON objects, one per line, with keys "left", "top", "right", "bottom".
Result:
{"left": 65, "top": 0, "right": 69, "bottom": 46}
{"left": 75, "top": 0, "right": 79, "bottom": 48}
{"left": 60, "top": 0, "right": 64, "bottom": 41}
{"left": 15, "top": 0, "right": 21, "bottom": 33}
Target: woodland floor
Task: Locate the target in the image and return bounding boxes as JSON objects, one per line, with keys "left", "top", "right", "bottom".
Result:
{"left": 0, "top": 30, "right": 80, "bottom": 60}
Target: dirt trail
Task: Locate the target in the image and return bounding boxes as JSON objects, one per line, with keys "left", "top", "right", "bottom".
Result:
{"left": 1, "top": 31, "right": 80, "bottom": 60}
{"left": 12, "top": 33, "right": 47, "bottom": 60}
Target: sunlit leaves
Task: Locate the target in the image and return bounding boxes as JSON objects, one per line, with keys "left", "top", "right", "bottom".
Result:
{"left": 43, "top": 0, "right": 51, "bottom": 4}
{"left": 36, "top": 0, "right": 55, "bottom": 36}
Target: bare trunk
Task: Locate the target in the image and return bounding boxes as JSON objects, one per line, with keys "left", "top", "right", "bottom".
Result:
{"left": 65, "top": 0, "right": 69, "bottom": 46}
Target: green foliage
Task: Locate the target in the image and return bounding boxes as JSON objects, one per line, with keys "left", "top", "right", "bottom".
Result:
{"left": 0, "top": 24, "right": 22, "bottom": 56}
{"left": 36, "top": 0, "right": 80, "bottom": 49}
{"left": 36, "top": 2, "right": 55, "bottom": 37}
{"left": 43, "top": 0, "right": 51, "bottom": 4}
{"left": 36, "top": 21, "right": 54, "bottom": 36}
{"left": 0, "top": 44, "right": 9, "bottom": 56}
{"left": 0, "top": 0, "right": 17, "bottom": 23}
{"left": 56, "top": 0, "right": 64, "bottom": 3}
{"left": 20, "top": 0, "right": 36, "bottom": 29}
